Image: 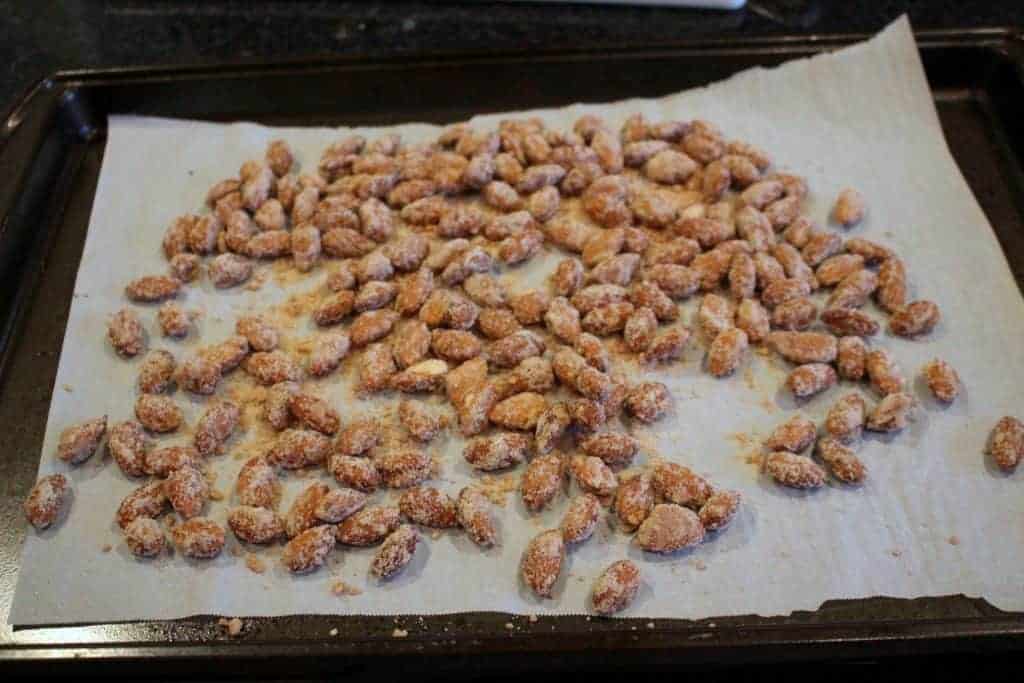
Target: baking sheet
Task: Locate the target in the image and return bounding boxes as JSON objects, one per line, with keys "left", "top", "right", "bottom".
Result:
{"left": 10, "top": 16, "right": 1024, "bottom": 626}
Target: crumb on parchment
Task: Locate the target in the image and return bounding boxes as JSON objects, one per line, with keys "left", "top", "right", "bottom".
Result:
{"left": 245, "top": 554, "right": 266, "bottom": 574}
{"left": 392, "top": 628, "right": 408, "bottom": 638}
{"left": 218, "top": 617, "right": 243, "bottom": 637}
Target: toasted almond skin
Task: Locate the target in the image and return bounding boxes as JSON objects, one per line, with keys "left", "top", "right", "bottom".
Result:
{"left": 592, "top": 560, "right": 641, "bottom": 615}
{"left": 765, "top": 452, "right": 826, "bottom": 489}
{"left": 989, "top": 416, "right": 1024, "bottom": 472}
{"left": 699, "top": 489, "right": 741, "bottom": 531}
{"left": 283, "top": 525, "right": 336, "bottom": 573}
{"left": 24, "top": 474, "right": 70, "bottom": 530}
{"left": 371, "top": 525, "right": 419, "bottom": 579}
{"left": 521, "top": 529, "right": 565, "bottom": 597}
{"left": 399, "top": 487, "right": 458, "bottom": 528}
{"left": 636, "top": 503, "right": 704, "bottom": 553}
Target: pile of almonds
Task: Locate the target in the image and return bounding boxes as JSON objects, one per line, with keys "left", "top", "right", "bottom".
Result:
{"left": 23, "top": 110, "right": 1015, "bottom": 619}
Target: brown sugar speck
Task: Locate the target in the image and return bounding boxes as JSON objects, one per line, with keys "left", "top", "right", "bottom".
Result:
{"left": 245, "top": 267, "right": 270, "bottom": 291}
{"left": 62, "top": 384, "right": 74, "bottom": 392}
{"left": 101, "top": 543, "right": 112, "bottom": 553}
{"left": 695, "top": 559, "right": 707, "bottom": 571}
{"left": 889, "top": 549, "right": 902, "bottom": 558}
{"left": 477, "top": 473, "right": 519, "bottom": 506}
{"left": 948, "top": 535, "right": 960, "bottom": 546}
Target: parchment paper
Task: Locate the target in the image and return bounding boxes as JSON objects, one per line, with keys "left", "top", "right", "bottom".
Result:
{"left": 11, "top": 16, "right": 1024, "bottom": 626}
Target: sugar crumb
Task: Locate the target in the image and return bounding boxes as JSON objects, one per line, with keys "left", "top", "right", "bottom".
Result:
{"left": 329, "top": 627, "right": 338, "bottom": 636}
{"left": 528, "top": 614, "right": 538, "bottom": 623}
{"left": 694, "top": 559, "right": 707, "bottom": 571}
{"left": 101, "top": 543, "right": 112, "bottom": 553}
{"left": 504, "top": 622, "right": 514, "bottom": 630}
{"left": 948, "top": 535, "right": 960, "bottom": 546}
{"left": 62, "top": 384, "right": 74, "bottom": 392}
{"left": 392, "top": 628, "right": 409, "bottom": 638}
{"left": 332, "top": 580, "right": 363, "bottom": 596}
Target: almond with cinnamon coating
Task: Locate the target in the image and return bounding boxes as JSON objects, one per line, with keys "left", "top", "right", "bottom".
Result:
{"left": 569, "top": 455, "right": 617, "bottom": 496}
{"left": 642, "top": 326, "right": 691, "bottom": 364}
{"left": 765, "top": 451, "right": 825, "bottom": 489}
{"left": 816, "top": 437, "right": 865, "bottom": 484}
{"left": 561, "top": 493, "right": 601, "bottom": 544}
{"left": 268, "top": 428, "right": 329, "bottom": 469}
{"left": 288, "top": 393, "right": 340, "bottom": 435}
{"left": 866, "top": 392, "right": 916, "bottom": 433}
{"left": 283, "top": 525, "right": 336, "bottom": 574}
{"left": 164, "top": 465, "right": 208, "bottom": 519}
{"left": 236, "top": 456, "right": 277, "bottom": 508}
{"left": 457, "top": 487, "right": 497, "bottom": 548}
{"left": 989, "top": 416, "right": 1024, "bottom": 472}
{"left": 172, "top": 518, "right": 225, "bottom": 559}
{"left": 765, "top": 415, "right": 816, "bottom": 453}
{"left": 615, "top": 472, "right": 654, "bottom": 529}
{"left": 707, "top": 327, "right": 748, "bottom": 378}
{"left": 768, "top": 331, "right": 837, "bottom": 364}
{"left": 651, "top": 461, "right": 712, "bottom": 509}
{"left": 108, "top": 420, "right": 149, "bottom": 478}
{"left": 825, "top": 393, "right": 867, "bottom": 443}
{"left": 464, "top": 432, "right": 530, "bottom": 471}
{"left": 786, "top": 363, "right": 837, "bottom": 399}
{"left": 135, "top": 395, "right": 182, "bottom": 433}
{"left": 228, "top": 506, "right": 285, "bottom": 544}
{"left": 592, "top": 560, "right": 641, "bottom": 615}
{"left": 699, "top": 489, "right": 741, "bottom": 531}
{"left": 890, "top": 300, "right": 940, "bottom": 338}
{"left": 636, "top": 503, "right": 704, "bottom": 553}
{"left": 24, "top": 474, "right": 70, "bottom": 530}
{"left": 109, "top": 309, "right": 144, "bottom": 357}
{"left": 923, "top": 358, "right": 960, "bottom": 404}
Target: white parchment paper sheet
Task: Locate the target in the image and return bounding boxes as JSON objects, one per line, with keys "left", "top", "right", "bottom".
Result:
{"left": 10, "top": 17, "right": 1024, "bottom": 626}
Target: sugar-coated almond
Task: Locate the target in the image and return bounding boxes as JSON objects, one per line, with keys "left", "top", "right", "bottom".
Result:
{"left": 650, "top": 461, "right": 712, "bottom": 509}
{"left": 194, "top": 401, "right": 240, "bottom": 456}
{"left": 177, "top": 354, "right": 222, "bottom": 395}
{"left": 398, "top": 400, "right": 442, "bottom": 442}
{"left": 923, "top": 358, "right": 960, "bottom": 404}
{"left": 765, "top": 415, "right": 817, "bottom": 453}
{"left": 989, "top": 416, "right": 1024, "bottom": 472}
{"left": 457, "top": 487, "right": 498, "bottom": 548}
{"left": 699, "top": 489, "right": 741, "bottom": 531}
{"left": 245, "top": 350, "right": 301, "bottom": 385}
{"left": 57, "top": 416, "right": 107, "bottom": 465}
{"left": 464, "top": 432, "right": 530, "bottom": 471}
{"left": 108, "top": 420, "right": 149, "bottom": 477}
{"left": 135, "top": 395, "right": 182, "bottom": 433}
{"left": 707, "top": 327, "right": 748, "bottom": 378}
{"left": 329, "top": 454, "right": 381, "bottom": 493}
{"left": 172, "top": 518, "right": 225, "bottom": 559}
{"left": 520, "top": 453, "right": 564, "bottom": 512}
{"left": 371, "top": 525, "right": 419, "bottom": 579}
{"left": 267, "top": 428, "right": 330, "bottom": 469}
{"left": 636, "top": 503, "right": 704, "bottom": 553}
{"left": 400, "top": 487, "right": 458, "bottom": 528}
{"left": 489, "top": 392, "right": 548, "bottom": 430}
{"left": 360, "top": 342, "right": 396, "bottom": 393}
{"left": 228, "top": 505, "right": 285, "bottom": 544}
{"left": 116, "top": 481, "right": 168, "bottom": 529}
{"left": 24, "top": 474, "right": 70, "bottom": 530}
{"left": 876, "top": 258, "right": 907, "bottom": 313}
{"left": 615, "top": 472, "right": 654, "bottom": 529}
{"left": 521, "top": 529, "right": 565, "bottom": 597}
{"left": 768, "top": 331, "right": 837, "bottom": 364}
{"left": 535, "top": 403, "right": 572, "bottom": 455}
{"left": 591, "top": 560, "right": 641, "bottom": 615}
{"left": 890, "top": 300, "right": 940, "bottom": 338}
{"left": 786, "top": 363, "right": 837, "bottom": 399}
{"left": 236, "top": 456, "right": 277, "bottom": 508}
{"left": 377, "top": 448, "right": 432, "bottom": 488}
{"left": 124, "top": 517, "right": 166, "bottom": 557}
{"left": 816, "top": 437, "right": 865, "bottom": 484}
{"left": 765, "top": 451, "right": 825, "bottom": 489}
{"left": 288, "top": 393, "right": 340, "bottom": 435}
{"left": 283, "top": 525, "right": 336, "bottom": 573}
{"left": 561, "top": 493, "right": 601, "bottom": 544}
{"left": 837, "top": 335, "right": 867, "bottom": 381}
{"left": 866, "top": 392, "right": 916, "bottom": 433}
{"left": 832, "top": 188, "right": 865, "bottom": 228}
{"left": 125, "top": 274, "right": 181, "bottom": 302}
{"left": 164, "top": 465, "right": 208, "bottom": 519}
{"left": 865, "top": 349, "right": 905, "bottom": 396}
{"left": 735, "top": 298, "right": 770, "bottom": 343}
{"left": 139, "top": 350, "right": 176, "bottom": 394}
{"left": 825, "top": 393, "right": 867, "bottom": 443}
{"left": 570, "top": 455, "right": 617, "bottom": 496}
{"left": 821, "top": 307, "right": 879, "bottom": 337}
{"left": 580, "top": 432, "right": 639, "bottom": 467}
{"left": 642, "top": 326, "right": 691, "bottom": 364}
{"left": 264, "top": 381, "right": 299, "bottom": 430}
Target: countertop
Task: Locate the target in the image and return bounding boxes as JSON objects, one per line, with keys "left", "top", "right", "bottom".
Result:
{"left": 2, "top": 1, "right": 1021, "bottom": 116}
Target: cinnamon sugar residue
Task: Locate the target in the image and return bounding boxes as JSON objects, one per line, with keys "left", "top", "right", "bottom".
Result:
{"left": 245, "top": 554, "right": 266, "bottom": 574}
{"left": 332, "top": 580, "right": 363, "bottom": 597}
{"left": 477, "top": 472, "right": 519, "bottom": 506}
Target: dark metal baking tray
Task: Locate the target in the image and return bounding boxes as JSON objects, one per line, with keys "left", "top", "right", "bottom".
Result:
{"left": 2, "top": 27, "right": 1023, "bottom": 674}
